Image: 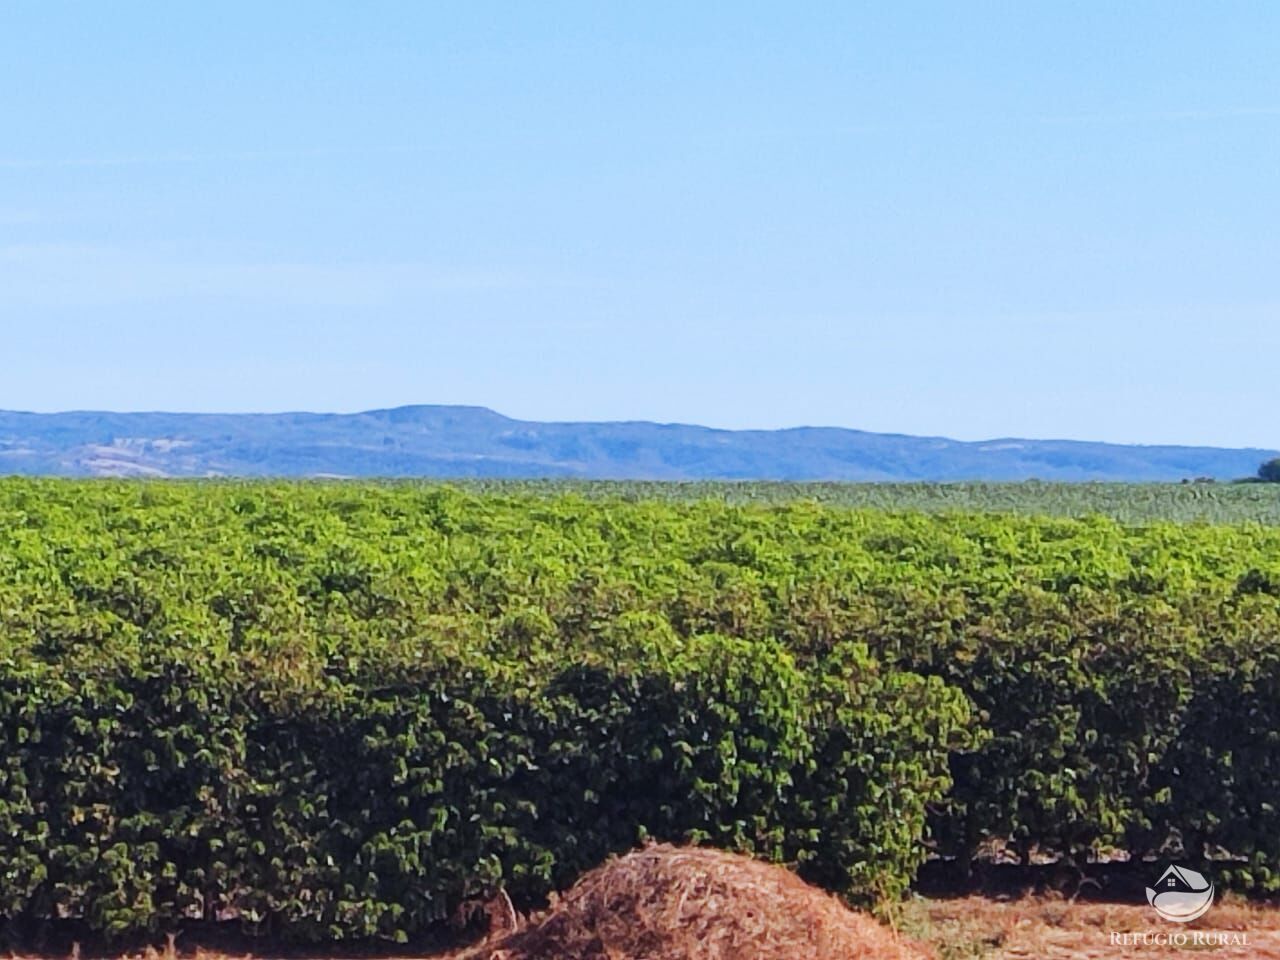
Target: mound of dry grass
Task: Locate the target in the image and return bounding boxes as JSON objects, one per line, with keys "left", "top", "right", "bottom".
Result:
{"left": 467, "top": 843, "right": 934, "bottom": 960}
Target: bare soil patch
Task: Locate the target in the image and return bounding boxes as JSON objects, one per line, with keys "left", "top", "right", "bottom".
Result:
{"left": 901, "top": 894, "right": 1280, "bottom": 959}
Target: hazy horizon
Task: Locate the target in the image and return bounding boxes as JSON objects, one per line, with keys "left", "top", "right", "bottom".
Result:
{"left": 4, "top": 403, "right": 1280, "bottom": 453}
{"left": 4, "top": 3, "right": 1278, "bottom": 448}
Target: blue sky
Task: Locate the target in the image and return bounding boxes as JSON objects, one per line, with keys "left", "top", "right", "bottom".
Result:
{"left": 2, "top": 2, "right": 1277, "bottom": 447}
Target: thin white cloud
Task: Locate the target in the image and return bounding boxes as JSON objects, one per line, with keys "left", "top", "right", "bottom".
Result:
{"left": 0, "top": 243, "right": 577, "bottom": 307}
{"left": 0, "top": 210, "right": 46, "bottom": 226}
{"left": 771, "top": 106, "right": 1280, "bottom": 140}
{"left": 9, "top": 106, "right": 1277, "bottom": 166}
{"left": 1033, "top": 106, "right": 1280, "bottom": 125}
{"left": 0, "top": 144, "right": 441, "bottom": 171}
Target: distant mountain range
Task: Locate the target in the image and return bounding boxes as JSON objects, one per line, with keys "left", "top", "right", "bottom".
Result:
{"left": 0, "top": 406, "right": 1274, "bottom": 482}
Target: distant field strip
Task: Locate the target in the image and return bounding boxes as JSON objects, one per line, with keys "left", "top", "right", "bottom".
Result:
{"left": 452, "top": 479, "right": 1280, "bottom": 523}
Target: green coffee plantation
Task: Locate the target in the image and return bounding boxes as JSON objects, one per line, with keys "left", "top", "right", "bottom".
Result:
{"left": 2, "top": 478, "right": 1280, "bottom": 943}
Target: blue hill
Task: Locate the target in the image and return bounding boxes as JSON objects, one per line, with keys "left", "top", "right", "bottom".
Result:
{"left": 0, "top": 406, "right": 1273, "bottom": 482}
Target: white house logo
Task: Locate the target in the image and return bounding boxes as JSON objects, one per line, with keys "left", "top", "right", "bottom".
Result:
{"left": 1146, "top": 864, "right": 1215, "bottom": 922}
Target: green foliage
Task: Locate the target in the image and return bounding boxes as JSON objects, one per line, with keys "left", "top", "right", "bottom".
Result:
{"left": 1259, "top": 458, "right": 1280, "bottom": 483}
{"left": 1, "top": 479, "right": 1279, "bottom": 940}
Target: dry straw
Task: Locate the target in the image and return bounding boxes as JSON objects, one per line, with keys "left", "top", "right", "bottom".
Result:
{"left": 466, "top": 843, "right": 934, "bottom": 960}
